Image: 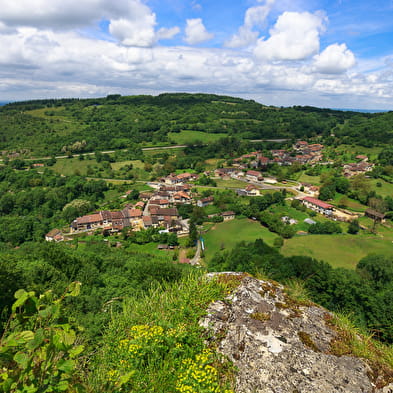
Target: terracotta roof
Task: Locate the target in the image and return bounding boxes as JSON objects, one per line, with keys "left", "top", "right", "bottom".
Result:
{"left": 303, "top": 197, "right": 333, "bottom": 210}
{"left": 222, "top": 211, "right": 236, "bottom": 216}
{"left": 76, "top": 213, "right": 102, "bottom": 225}
{"left": 143, "top": 216, "right": 153, "bottom": 225}
{"left": 111, "top": 211, "right": 124, "bottom": 220}
{"left": 246, "top": 170, "right": 261, "bottom": 177}
{"left": 128, "top": 209, "right": 143, "bottom": 218}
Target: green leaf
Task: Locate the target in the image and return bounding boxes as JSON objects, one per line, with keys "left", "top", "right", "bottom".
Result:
{"left": 57, "top": 359, "right": 75, "bottom": 374}
{"left": 53, "top": 330, "right": 76, "bottom": 350}
{"left": 14, "top": 351, "right": 29, "bottom": 369}
{"left": 56, "top": 380, "right": 69, "bottom": 391}
{"left": 27, "top": 329, "right": 45, "bottom": 350}
{"left": 65, "top": 282, "right": 82, "bottom": 297}
{"left": 4, "top": 331, "right": 34, "bottom": 347}
{"left": 69, "top": 345, "right": 84, "bottom": 359}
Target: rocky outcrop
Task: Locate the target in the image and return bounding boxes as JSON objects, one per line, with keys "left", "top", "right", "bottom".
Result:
{"left": 200, "top": 274, "right": 393, "bottom": 393}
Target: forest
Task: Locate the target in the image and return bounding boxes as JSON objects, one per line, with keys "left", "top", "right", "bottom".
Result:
{"left": 1, "top": 93, "right": 393, "bottom": 156}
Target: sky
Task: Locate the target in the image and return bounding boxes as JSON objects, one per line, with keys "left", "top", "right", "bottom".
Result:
{"left": 0, "top": 0, "right": 392, "bottom": 109}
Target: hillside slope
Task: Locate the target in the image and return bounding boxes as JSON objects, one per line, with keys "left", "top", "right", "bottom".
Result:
{"left": 1, "top": 93, "right": 392, "bottom": 156}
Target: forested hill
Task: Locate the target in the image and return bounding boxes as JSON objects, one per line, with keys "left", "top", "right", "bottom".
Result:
{"left": 1, "top": 93, "right": 393, "bottom": 156}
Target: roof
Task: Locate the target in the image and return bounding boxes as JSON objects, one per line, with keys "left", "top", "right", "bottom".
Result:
{"left": 222, "top": 211, "right": 236, "bottom": 216}
{"left": 127, "top": 209, "right": 143, "bottom": 218}
{"left": 143, "top": 216, "right": 153, "bottom": 225}
{"left": 302, "top": 197, "right": 333, "bottom": 210}
{"left": 76, "top": 213, "right": 102, "bottom": 225}
{"left": 200, "top": 196, "right": 214, "bottom": 202}
{"left": 304, "top": 218, "right": 316, "bottom": 225}
{"left": 365, "top": 208, "right": 385, "bottom": 219}
{"left": 46, "top": 228, "right": 61, "bottom": 237}
{"left": 246, "top": 170, "right": 261, "bottom": 177}
{"left": 110, "top": 211, "right": 124, "bottom": 220}
{"left": 176, "top": 172, "right": 192, "bottom": 179}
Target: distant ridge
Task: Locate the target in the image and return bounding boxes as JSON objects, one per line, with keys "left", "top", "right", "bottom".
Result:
{"left": 0, "top": 101, "right": 10, "bottom": 106}
{"left": 331, "top": 107, "right": 390, "bottom": 113}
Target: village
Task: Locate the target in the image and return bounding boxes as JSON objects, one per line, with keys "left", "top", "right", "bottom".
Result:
{"left": 45, "top": 140, "right": 384, "bottom": 244}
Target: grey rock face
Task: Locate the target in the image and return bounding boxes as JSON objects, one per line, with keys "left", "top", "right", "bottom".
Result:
{"left": 200, "top": 274, "right": 386, "bottom": 393}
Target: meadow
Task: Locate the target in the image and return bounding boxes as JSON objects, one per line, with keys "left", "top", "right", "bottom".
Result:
{"left": 281, "top": 233, "right": 393, "bottom": 269}
{"left": 202, "top": 218, "right": 279, "bottom": 262}
{"left": 167, "top": 130, "right": 227, "bottom": 144}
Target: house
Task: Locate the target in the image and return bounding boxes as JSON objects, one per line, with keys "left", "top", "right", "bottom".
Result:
{"left": 356, "top": 155, "right": 368, "bottom": 161}
{"left": 246, "top": 170, "right": 263, "bottom": 182}
{"left": 258, "top": 156, "right": 270, "bottom": 168}
{"left": 135, "top": 201, "right": 145, "bottom": 209}
{"left": 365, "top": 208, "right": 386, "bottom": 223}
{"left": 143, "top": 216, "right": 153, "bottom": 228}
{"left": 302, "top": 197, "right": 334, "bottom": 216}
{"left": 139, "top": 192, "right": 153, "bottom": 201}
{"left": 221, "top": 211, "right": 236, "bottom": 221}
{"left": 72, "top": 213, "right": 104, "bottom": 231}
{"left": 45, "top": 228, "right": 63, "bottom": 242}
{"left": 173, "top": 191, "right": 192, "bottom": 204}
{"left": 197, "top": 196, "right": 214, "bottom": 207}
{"left": 245, "top": 184, "right": 260, "bottom": 196}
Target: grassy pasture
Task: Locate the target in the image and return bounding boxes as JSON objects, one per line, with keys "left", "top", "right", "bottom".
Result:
{"left": 282, "top": 233, "right": 393, "bottom": 269}
{"left": 168, "top": 130, "right": 227, "bottom": 144}
{"left": 202, "top": 218, "right": 279, "bottom": 262}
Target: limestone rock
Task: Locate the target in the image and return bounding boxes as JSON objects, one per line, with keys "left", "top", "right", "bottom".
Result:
{"left": 201, "top": 274, "right": 388, "bottom": 393}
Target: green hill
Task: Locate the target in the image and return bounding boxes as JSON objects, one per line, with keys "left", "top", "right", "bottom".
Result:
{"left": 1, "top": 93, "right": 392, "bottom": 156}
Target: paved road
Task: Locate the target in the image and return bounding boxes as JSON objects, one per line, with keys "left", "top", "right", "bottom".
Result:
{"left": 190, "top": 239, "right": 202, "bottom": 265}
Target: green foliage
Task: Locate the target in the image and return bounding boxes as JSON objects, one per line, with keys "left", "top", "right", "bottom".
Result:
{"left": 90, "top": 274, "right": 235, "bottom": 393}
{"left": 0, "top": 283, "right": 85, "bottom": 393}
{"left": 308, "top": 221, "right": 342, "bottom": 234}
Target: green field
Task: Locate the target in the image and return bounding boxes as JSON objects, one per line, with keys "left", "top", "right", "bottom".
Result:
{"left": 52, "top": 157, "right": 98, "bottom": 176}
{"left": 215, "top": 179, "right": 249, "bottom": 188}
{"left": 168, "top": 130, "right": 227, "bottom": 144}
{"left": 297, "top": 172, "right": 321, "bottom": 185}
{"left": 111, "top": 160, "right": 145, "bottom": 171}
{"left": 202, "top": 218, "right": 279, "bottom": 262}
{"left": 282, "top": 233, "right": 393, "bottom": 269}
{"left": 370, "top": 178, "right": 393, "bottom": 198}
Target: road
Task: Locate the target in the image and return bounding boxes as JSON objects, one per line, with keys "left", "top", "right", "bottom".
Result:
{"left": 2, "top": 139, "right": 289, "bottom": 162}
{"left": 190, "top": 239, "right": 202, "bottom": 265}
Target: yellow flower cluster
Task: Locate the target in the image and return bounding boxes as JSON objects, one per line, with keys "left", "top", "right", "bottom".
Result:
{"left": 176, "top": 349, "right": 232, "bottom": 393}
{"left": 129, "top": 325, "right": 164, "bottom": 342}
{"left": 107, "top": 369, "right": 120, "bottom": 383}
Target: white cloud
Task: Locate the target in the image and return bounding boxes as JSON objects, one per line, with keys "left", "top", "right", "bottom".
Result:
{"left": 226, "top": 0, "right": 275, "bottom": 48}
{"left": 0, "top": 0, "right": 176, "bottom": 48}
{"left": 184, "top": 18, "right": 213, "bottom": 45}
{"left": 313, "top": 43, "right": 356, "bottom": 74}
{"left": 254, "top": 11, "right": 326, "bottom": 61}
{"left": 156, "top": 26, "right": 180, "bottom": 41}
{"left": 0, "top": 4, "right": 391, "bottom": 110}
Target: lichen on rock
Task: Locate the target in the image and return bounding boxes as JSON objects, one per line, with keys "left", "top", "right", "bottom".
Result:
{"left": 201, "top": 274, "right": 390, "bottom": 393}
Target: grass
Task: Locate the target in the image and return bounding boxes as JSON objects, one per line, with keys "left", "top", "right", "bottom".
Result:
{"left": 168, "top": 130, "right": 227, "bottom": 145}
{"left": 297, "top": 172, "right": 321, "bottom": 185}
{"left": 370, "top": 178, "right": 393, "bottom": 198}
{"left": 214, "top": 179, "right": 249, "bottom": 188}
{"left": 327, "top": 312, "right": 393, "bottom": 388}
{"left": 90, "top": 273, "right": 236, "bottom": 393}
{"left": 202, "top": 218, "right": 279, "bottom": 262}
{"left": 52, "top": 157, "right": 99, "bottom": 176}
{"left": 281, "top": 233, "right": 393, "bottom": 269}
{"left": 331, "top": 193, "right": 368, "bottom": 212}
{"left": 111, "top": 160, "right": 145, "bottom": 171}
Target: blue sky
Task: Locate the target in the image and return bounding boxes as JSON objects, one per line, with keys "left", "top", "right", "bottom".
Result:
{"left": 0, "top": 0, "right": 392, "bottom": 109}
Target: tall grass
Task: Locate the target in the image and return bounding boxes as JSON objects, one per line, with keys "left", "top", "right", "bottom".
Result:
{"left": 89, "top": 272, "right": 235, "bottom": 392}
